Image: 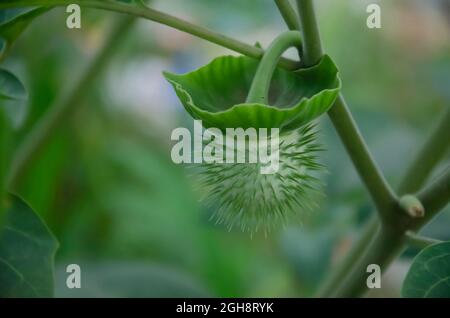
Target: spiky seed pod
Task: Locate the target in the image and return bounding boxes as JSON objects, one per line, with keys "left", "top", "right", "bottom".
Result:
{"left": 193, "top": 124, "right": 324, "bottom": 234}
{"left": 165, "top": 31, "right": 340, "bottom": 233}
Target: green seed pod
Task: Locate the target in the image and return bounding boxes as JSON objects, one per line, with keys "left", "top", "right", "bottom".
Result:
{"left": 164, "top": 31, "right": 341, "bottom": 232}
{"left": 194, "top": 124, "right": 324, "bottom": 233}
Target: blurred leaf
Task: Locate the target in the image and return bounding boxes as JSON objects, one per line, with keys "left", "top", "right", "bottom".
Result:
{"left": 0, "top": 68, "right": 27, "bottom": 128}
{"left": 0, "top": 194, "right": 58, "bottom": 297}
{"left": 402, "top": 241, "right": 450, "bottom": 298}
{"left": 0, "top": 108, "right": 11, "bottom": 224}
{"left": 0, "top": 7, "right": 51, "bottom": 60}
{"left": 55, "top": 262, "right": 212, "bottom": 298}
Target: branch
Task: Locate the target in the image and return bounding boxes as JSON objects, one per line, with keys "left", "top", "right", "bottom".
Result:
{"left": 398, "top": 107, "right": 450, "bottom": 194}
{"left": 0, "top": 0, "right": 299, "bottom": 70}
{"left": 329, "top": 96, "right": 398, "bottom": 218}
{"left": 296, "top": 0, "right": 322, "bottom": 66}
{"left": 7, "top": 15, "right": 137, "bottom": 188}
{"left": 405, "top": 231, "right": 442, "bottom": 249}
{"left": 274, "top": 0, "right": 301, "bottom": 31}
{"left": 274, "top": 0, "right": 303, "bottom": 60}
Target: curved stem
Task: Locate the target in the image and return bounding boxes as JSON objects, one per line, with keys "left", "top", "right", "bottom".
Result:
{"left": 0, "top": 0, "right": 299, "bottom": 70}
{"left": 246, "top": 31, "right": 302, "bottom": 104}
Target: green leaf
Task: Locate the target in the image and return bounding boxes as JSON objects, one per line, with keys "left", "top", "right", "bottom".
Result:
{"left": 0, "top": 7, "right": 51, "bottom": 60}
{"left": 0, "top": 68, "right": 27, "bottom": 127}
{"left": 164, "top": 54, "right": 340, "bottom": 131}
{"left": 55, "top": 262, "right": 212, "bottom": 298}
{"left": 0, "top": 109, "right": 10, "bottom": 223}
{"left": 402, "top": 241, "right": 450, "bottom": 298}
{"left": 0, "top": 194, "right": 58, "bottom": 297}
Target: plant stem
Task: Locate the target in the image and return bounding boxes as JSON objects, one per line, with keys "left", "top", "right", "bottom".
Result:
{"left": 274, "top": 0, "right": 301, "bottom": 31}
{"left": 398, "top": 107, "right": 450, "bottom": 194}
{"left": 246, "top": 31, "right": 302, "bottom": 104}
{"left": 405, "top": 231, "right": 442, "bottom": 249}
{"left": 8, "top": 15, "right": 137, "bottom": 188}
{"left": 329, "top": 96, "right": 398, "bottom": 218}
{"left": 296, "top": 0, "right": 449, "bottom": 298}
{"left": 296, "top": 0, "right": 396, "bottom": 217}
{"left": 296, "top": 0, "right": 322, "bottom": 66}
{"left": 0, "top": 0, "right": 299, "bottom": 70}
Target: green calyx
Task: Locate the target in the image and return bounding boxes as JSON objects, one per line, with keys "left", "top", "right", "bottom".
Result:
{"left": 164, "top": 31, "right": 341, "bottom": 132}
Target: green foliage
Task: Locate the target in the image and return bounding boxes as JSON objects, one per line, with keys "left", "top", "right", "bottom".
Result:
{"left": 0, "top": 194, "right": 58, "bottom": 297}
{"left": 0, "top": 68, "right": 27, "bottom": 127}
{"left": 0, "top": 7, "right": 51, "bottom": 60}
{"left": 0, "top": 109, "right": 8, "bottom": 222}
{"left": 163, "top": 54, "right": 340, "bottom": 131}
{"left": 402, "top": 241, "right": 450, "bottom": 298}
{"left": 0, "top": 0, "right": 447, "bottom": 299}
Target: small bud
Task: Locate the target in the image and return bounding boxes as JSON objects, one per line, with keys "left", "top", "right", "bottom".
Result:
{"left": 399, "top": 195, "right": 425, "bottom": 218}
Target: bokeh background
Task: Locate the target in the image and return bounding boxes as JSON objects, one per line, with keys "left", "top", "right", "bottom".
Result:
{"left": 5, "top": 0, "right": 450, "bottom": 297}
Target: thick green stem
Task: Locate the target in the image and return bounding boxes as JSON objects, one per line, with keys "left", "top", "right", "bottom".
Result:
{"left": 8, "top": 16, "right": 137, "bottom": 188}
{"left": 246, "top": 31, "right": 302, "bottom": 104}
{"left": 0, "top": 0, "right": 299, "bottom": 70}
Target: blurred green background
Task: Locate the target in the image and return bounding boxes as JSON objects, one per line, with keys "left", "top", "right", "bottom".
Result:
{"left": 4, "top": 0, "right": 450, "bottom": 297}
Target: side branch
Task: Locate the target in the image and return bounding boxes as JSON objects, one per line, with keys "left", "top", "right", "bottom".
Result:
{"left": 0, "top": 0, "right": 299, "bottom": 70}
